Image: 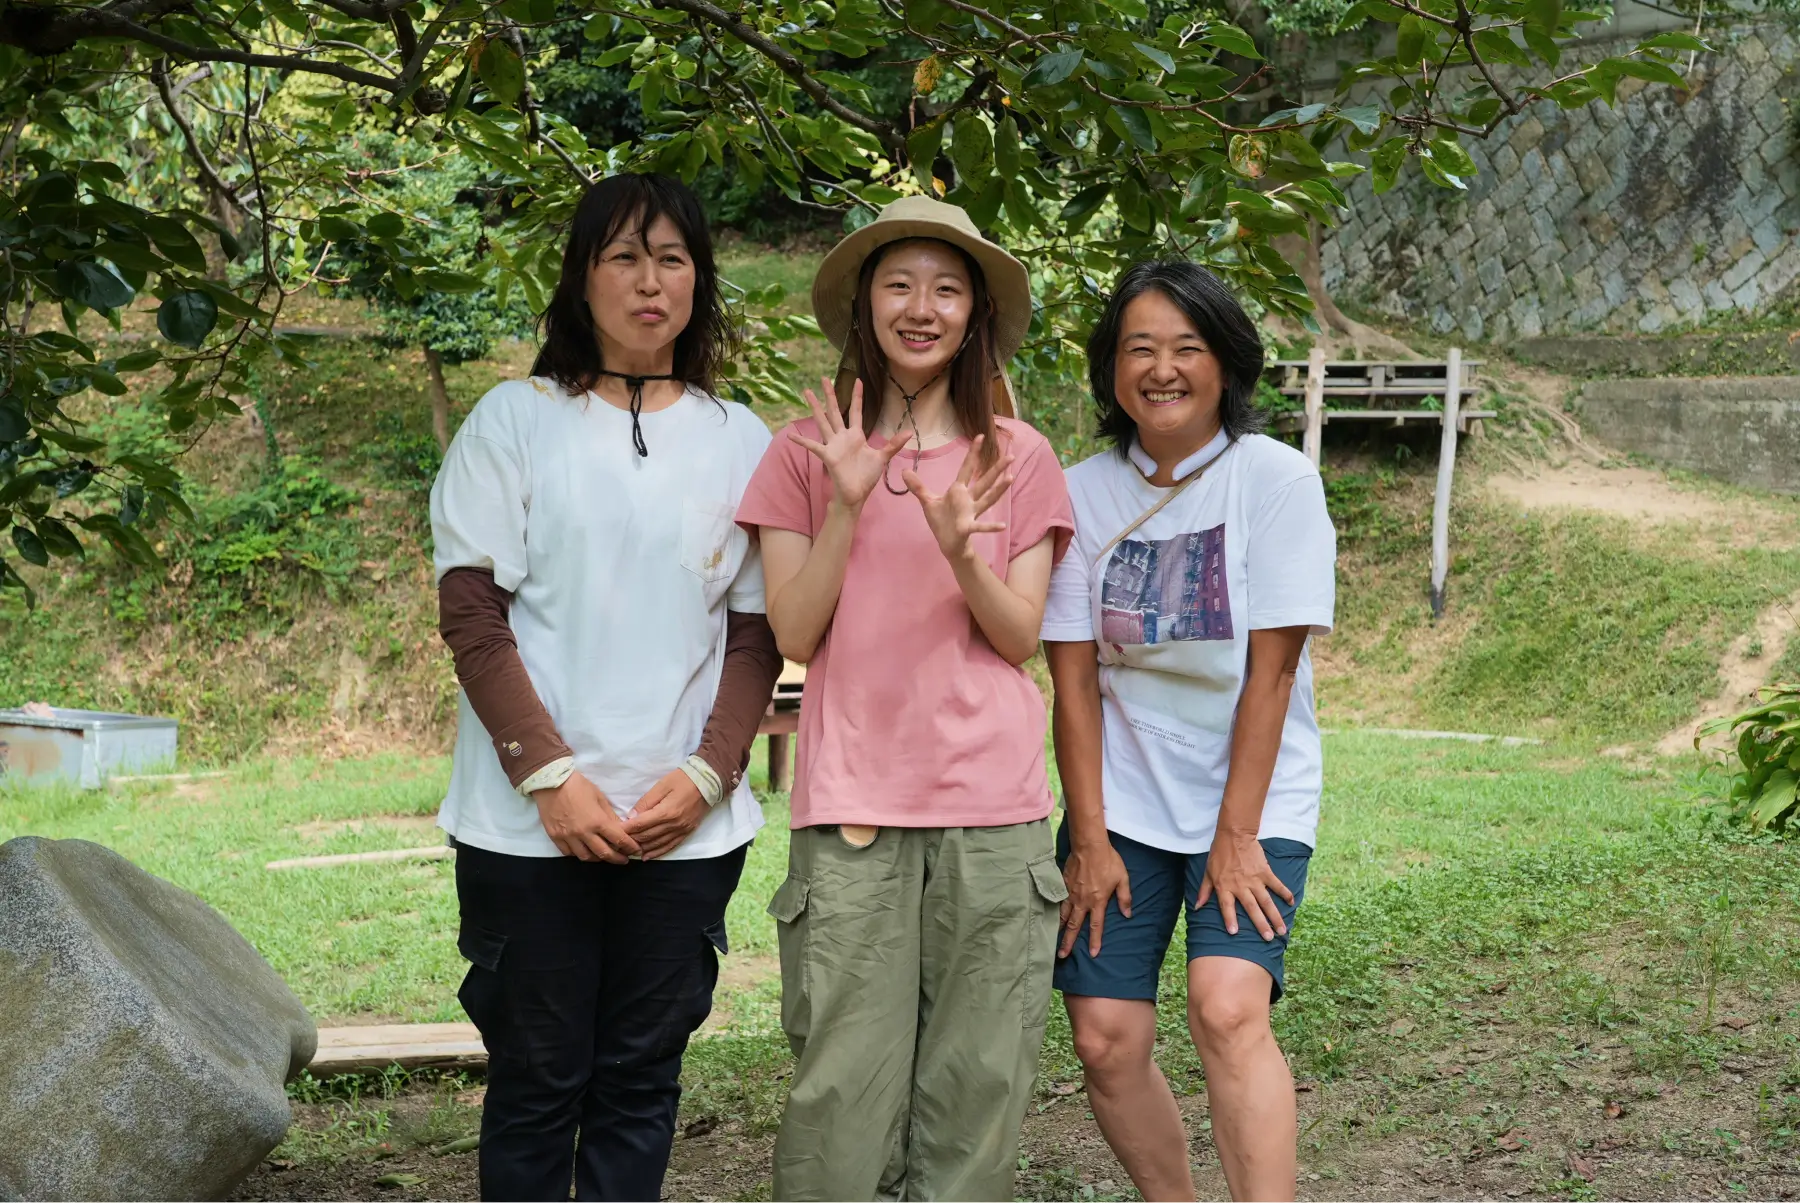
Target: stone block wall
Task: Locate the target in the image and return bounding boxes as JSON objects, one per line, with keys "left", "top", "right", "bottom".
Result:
{"left": 1319, "top": 23, "right": 1800, "bottom": 340}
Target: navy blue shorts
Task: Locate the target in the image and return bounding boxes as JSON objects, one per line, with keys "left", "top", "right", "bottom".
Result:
{"left": 1050, "top": 821, "right": 1312, "bottom": 1003}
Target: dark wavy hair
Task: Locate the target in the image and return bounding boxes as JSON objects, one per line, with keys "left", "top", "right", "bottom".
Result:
{"left": 850, "top": 238, "right": 1001, "bottom": 469}
{"left": 1086, "top": 260, "right": 1266, "bottom": 454}
{"left": 531, "top": 173, "right": 735, "bottom": 396}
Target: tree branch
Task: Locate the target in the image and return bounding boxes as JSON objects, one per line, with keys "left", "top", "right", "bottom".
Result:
{"left": 648, "top": 0, "right": 903, "bottom": 153}
{"left": 151, "top": 58, "right": 250, "bottom": 216}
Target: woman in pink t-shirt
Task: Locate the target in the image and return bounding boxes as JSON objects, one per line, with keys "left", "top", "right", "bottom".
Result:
{"left": 736, "top": 196, "right": 1073, "bottom": 1202}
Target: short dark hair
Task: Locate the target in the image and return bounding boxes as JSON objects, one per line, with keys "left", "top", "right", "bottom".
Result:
{"left": 532, "top": 173, "right": 736, "bottom": 396}
{"left": 1086, "top": 260, "right": 1266, "bottom": 453}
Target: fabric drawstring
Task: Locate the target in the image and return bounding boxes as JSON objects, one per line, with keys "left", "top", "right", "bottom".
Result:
{"left": 596, "top": 370, "right": 679, "bottom": 457}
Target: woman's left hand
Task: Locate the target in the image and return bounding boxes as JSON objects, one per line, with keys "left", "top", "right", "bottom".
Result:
{"left": 1196, "top": 831, "right": 1294, "bottom": 941}
{"left": 624, "top": 770, "right": 709, "bottom": 859}
{"left": 902, "top": 435, "right": 1015, "bottom": 564}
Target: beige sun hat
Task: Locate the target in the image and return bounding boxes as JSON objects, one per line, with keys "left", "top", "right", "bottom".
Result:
{"left": 811, "top": 195, "right": 1032, "bottom": 420}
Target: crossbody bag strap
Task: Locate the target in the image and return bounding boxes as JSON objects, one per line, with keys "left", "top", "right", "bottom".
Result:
{"left": 1093, "top": 448, "right": 1225, "bottom": 567}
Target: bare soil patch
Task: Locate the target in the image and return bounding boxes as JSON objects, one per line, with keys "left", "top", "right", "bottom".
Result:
{"left": 289, "top": 814, "right": 442, "bottom": 842}
{"left": 1657, "top": 588, "right": 1800, "bottom": 756}
{"left": 1484, "top": 462, "right": 1769, "bottom": 534}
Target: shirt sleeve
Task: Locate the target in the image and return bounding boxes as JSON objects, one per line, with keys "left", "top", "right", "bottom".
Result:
{"left": 1040, "top": 537, "right": 1095, "bottom": 641}
{"left": 430, "top": 413, "right": 529, "bottom": 591}
{"left": 736, "top": 422, "right": 819, "bottom": 538}
{"left": 727, "top": 539, "right": 767, "bottom": 612}
{"left": 1004, "top": 428, "right": 1075, "bottom": 566}
{"left": 1246, "top": 472, "right": 1337, "bottom": 634}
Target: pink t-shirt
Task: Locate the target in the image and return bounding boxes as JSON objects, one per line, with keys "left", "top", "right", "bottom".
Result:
{"left": 737, "top": 416, "right": 1074, "bottom": 829}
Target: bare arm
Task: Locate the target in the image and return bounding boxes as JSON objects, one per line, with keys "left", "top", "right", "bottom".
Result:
{"left": 949, "top": 534, "right": 1053, "bottom": 665}
{"left": 1197, "top": 624, "right": 1312, "bottom": 938}
{"left": 1048, "top": 639, "right": 1133, "bottom": 956}
{"left": 763, "top": 377, "right": 908, "bottom": 663}
{"left": 761, "top": 505, "right": 859, "bottom": 664}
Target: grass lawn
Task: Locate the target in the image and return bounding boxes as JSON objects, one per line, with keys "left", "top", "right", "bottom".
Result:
{"left": 8, "top": 733, "right": 1797, "bottom": 1200}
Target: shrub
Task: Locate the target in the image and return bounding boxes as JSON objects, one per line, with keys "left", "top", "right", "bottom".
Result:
{"left": 1699, "top": 684, "right": 1800, "bottom": 836}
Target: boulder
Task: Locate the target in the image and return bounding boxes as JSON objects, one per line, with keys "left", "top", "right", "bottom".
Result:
{"left": 0, "top": 837, "right": 316, "bottom": 1201}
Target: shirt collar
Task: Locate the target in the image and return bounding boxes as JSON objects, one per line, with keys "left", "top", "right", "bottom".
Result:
{"left": 1128, "top": 427, "right": 1230, "bottom": 482}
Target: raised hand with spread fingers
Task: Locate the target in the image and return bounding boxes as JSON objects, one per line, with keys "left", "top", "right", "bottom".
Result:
{"left": 901, "top": 434, "right": 1016, "bottom": 565}
{"left": 788, "top": 376, "right": 909, "bottom": 512}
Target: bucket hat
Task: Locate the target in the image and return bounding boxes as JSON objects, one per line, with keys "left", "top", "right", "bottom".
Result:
{"left": 811, "top": 195, "right": 1032, "bottom": 419}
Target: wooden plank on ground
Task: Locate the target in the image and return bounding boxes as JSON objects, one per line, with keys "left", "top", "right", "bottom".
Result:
{"left": 310, "top": 1023, "right": 487, "bottom": 1076}
{"left": 266, "top": 845, "right": 453, "bottom": 871}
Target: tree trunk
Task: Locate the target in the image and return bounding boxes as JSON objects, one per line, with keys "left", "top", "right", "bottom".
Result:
{"left": 424, "top": 347, "right": 451, "bottom": 453}
{"left": 1274, "top": 220, "right": 1418, "bottom": 359}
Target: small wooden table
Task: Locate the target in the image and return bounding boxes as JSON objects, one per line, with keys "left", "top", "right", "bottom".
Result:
{"left": 757, "top": 660, "right": 805, "bottom": 793}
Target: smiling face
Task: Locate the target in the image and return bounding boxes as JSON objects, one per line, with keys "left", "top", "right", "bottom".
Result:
{"left": 584, "top": 211, "right": 695, "bottom": 365}
{"left": 866, "top": 239, "right": 975, "bottom": 387}
{"left": 1113, "top": 287, "right": 1226, "bottom": 454}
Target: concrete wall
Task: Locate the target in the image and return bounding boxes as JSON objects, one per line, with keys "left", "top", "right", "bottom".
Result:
{"left": 1573, "top": 377, "right": 1800, "bottom": 491}
{"left": 1315, "top": 20, "right": 1800, "bottom": 339}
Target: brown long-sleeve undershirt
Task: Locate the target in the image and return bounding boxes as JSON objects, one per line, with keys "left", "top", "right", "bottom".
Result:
{"left": 437, "top": 566, "right": 783, "bottom": 794}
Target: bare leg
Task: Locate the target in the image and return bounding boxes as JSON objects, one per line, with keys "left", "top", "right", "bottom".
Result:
{"left": 1187, "top": 957, "right": 1296, "bottom": 1202}
{"left": 1065, "top": 994, "right": 1196, "bottom": 1201}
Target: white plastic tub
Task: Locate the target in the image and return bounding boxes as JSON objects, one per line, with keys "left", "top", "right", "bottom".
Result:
{"left": 0, "top": 707, "right": 178, "bottom": 789}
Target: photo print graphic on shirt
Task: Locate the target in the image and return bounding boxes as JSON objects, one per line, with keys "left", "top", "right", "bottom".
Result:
{"left": 1099, "top": 525, "right": 1232, "bottom": 647}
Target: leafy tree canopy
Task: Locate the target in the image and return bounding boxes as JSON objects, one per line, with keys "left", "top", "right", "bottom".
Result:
{"left": 0, "top": 0, "right": 1705, "bottom": 599}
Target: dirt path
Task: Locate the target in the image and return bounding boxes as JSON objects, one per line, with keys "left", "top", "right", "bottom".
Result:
{"left": 1656, "top": 587, "right": 1800, "bottom": 755}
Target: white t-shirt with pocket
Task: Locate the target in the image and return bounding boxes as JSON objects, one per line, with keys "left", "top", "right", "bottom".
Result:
{"left": 1041, "top": 432, "right": 1337, "bottom": 853}
{"left": 430, "top": 377, "right": 772, "bottom": 860}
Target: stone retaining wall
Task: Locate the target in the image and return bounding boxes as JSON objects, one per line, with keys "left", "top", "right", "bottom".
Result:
{"left": 1573, "top": 376, "right": 1800, "bottom": 491}
{"left": 1319, "top": 23, "right": 1800, "bottom": 339}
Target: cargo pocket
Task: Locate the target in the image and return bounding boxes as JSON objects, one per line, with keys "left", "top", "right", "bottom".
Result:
{"left": 680, "top": 500, "right": 736, "bottom": 584}
{"left": 1023, "top": 857, "right": 1068, "bottom": 1029}
{"left": 767, "top": 874, "right": 812, "bottom": 1054}
{"left": 455, "top": 926, "right": 508, "bottom": 1045}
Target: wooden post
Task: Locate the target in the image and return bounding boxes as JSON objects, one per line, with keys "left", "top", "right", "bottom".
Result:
{"left": 768, "top": 732, "right": 792, "bottom": 793}
{"left": 1429, "top": 346, "right": 1463, "bottom": 621}
{"left": 1302, "top": 346, "right": 1325, "bottom": 467}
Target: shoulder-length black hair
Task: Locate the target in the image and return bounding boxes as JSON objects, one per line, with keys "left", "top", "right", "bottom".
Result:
{"left": 850, "top": 237, "right": 1001, "bottom": 470}
{"left": 1086, "top": 260, "right": 1266, "bottom": 453}
{"left": 532, "top": 172, "right": 736, "bottom": 396}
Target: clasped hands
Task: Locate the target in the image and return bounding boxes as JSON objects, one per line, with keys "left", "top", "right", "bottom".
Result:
{"left": 532, "top": 767, "right": 708, "bottom": 863}
{"left": 790, "top": 376, "right": 1016, "bottom": 563}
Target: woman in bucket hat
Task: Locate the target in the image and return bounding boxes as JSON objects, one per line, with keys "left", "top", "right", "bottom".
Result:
{"left": 735, "top": 196, "right": 1075, "bottom": 1201}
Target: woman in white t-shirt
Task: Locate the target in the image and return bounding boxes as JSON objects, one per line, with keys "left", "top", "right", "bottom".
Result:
{"left": 428, "top": 173, "right": 781, "bottom": 1201}
{"left": 1041, "top": 260, "right": 1336, "bottom": 1201}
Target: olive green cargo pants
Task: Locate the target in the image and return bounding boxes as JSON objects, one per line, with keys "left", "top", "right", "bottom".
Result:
{"left": 767, "top": 820, "right": 1068, "bottom": 1202}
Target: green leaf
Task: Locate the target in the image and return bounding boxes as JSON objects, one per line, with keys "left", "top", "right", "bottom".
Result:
{"left": 0, "top": 400, "right": 28, "bottom": 442}
{"left": 37, "top": 429, "right": 104, "bottom": 453}
{"left": 34, "top": 517, "right": 81, "bottom": 559}
{"left": 375, "top": 1173, "right": 424, "bottom": 1188}
{"left": 1610, "top": 57, "right": 1687, "bottom": 87}
{"left": 477, "top": 37, "right": 524, "bottom": 105}
{"left": 1059, "top": 182, "right": 1111, "bottom": 227}
{"left": 95, "top": 240, "right": 167, "bottom": 274}
{"left": 113, "top": 350, "right": 161, "bottom": 373}
{"left": 1109, "top": 105, "right": 1157, "bottom": 152}
{"left": 951, "top": 114, "right": 994, "bottom": 182}
{"left": 1640, "top": 31, "right": 1709, "bottom": 53}
{"left": 156, "top": 291, "right": 219, "bottom": 349}
{"left": 994, "top": 115, "right": 1021, "bottom": 178}
{"left": 1022, "top": 50, "right": 1085, "bottom": 89}
{"left": 1525, "top": 0, "right": 1563, "bottom": 34}
{"left": 1200, "top": 24, "right": 1262, "bottom": 60}
{"left": 1396, "top": 14, "right": 1428, "bottom": 69}
{"left": 140, "top": 215, "right": 208, "bottom": 273}
{"left": 1474, "top": 28, "right": 1533, "bottom": 69}
{"left": 907, "top": 117, "right": 946, "bottom": 189}
{"left": 1428, "top": 137, "right": 1477, "bottom": 181}
{"left": 1524, "top": 25, "right": 1561, "bottom": 67}
{"left": 1134, "top": 42, "right": 1176, "bottom": 73}
{"left": 1338, "top": 103, "right": 1383, "bottom": 135}
{"left": 1748, "top": 768, "right": 1798, "bottom": 829}
{"left": 55, "top": 261, "right": 134, "bottom": 312}
{"left": 1370, "top": 137, "right": 1409, "bottom": 194}
{"left": 11, "top": 524, "right": 47, "bottom": 567}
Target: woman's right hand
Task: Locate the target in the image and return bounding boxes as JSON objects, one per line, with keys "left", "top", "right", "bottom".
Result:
{"left": 532, "top": 771, "right": 640, "bottom": 863}
{"left": 789, "top": 376, "right": 908, "bottom": 512}
{"left": 1058, "top": 839, "right": 1133, "bottom": 959}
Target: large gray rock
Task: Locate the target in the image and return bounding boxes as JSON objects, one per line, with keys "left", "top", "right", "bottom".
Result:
{"left": 0, "top": 837, "right": 316, "bottom": 1201}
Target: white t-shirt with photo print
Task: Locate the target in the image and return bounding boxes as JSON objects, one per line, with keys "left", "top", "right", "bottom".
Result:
{"left": 1041, "top": 430, "right": 1337, "bottom": 853}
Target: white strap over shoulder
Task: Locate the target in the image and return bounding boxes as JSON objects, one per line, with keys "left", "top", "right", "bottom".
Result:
{"left": 1093, "top": 444, "right": 1229, "bottom": 567}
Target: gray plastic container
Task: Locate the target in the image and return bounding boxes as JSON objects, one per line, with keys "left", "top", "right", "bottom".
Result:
{"left": 0, "top": 707, "right": 178, "bottom": 789}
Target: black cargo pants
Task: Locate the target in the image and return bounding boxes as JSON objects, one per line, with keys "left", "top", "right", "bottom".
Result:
{"left": 453, "top": 839, "right": 746, "bottom": 1201}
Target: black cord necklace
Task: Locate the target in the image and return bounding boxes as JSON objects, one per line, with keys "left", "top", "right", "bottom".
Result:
{"left": 595, "top": 369, "right": 679, "bottom": 457}
{"left": 878, "top": 327, "right": 976, "bottom": 495}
